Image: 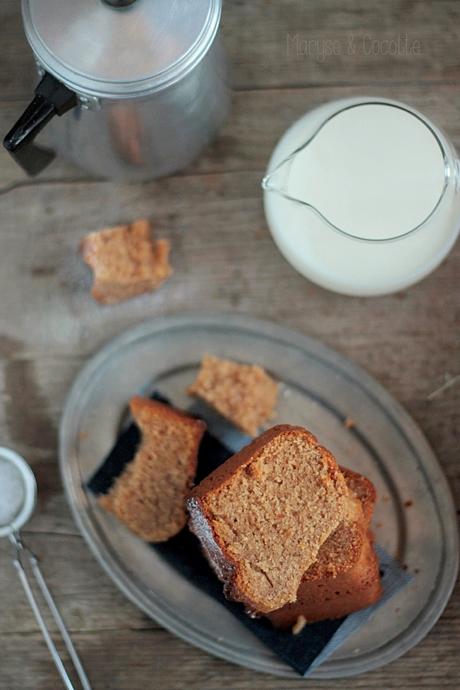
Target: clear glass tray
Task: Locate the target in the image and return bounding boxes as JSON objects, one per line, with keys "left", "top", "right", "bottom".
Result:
{"left": 59, "top": 314, "right": 458, "bottom": 679}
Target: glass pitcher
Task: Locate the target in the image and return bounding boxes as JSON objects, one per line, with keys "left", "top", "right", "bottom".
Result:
{"left": 262, "top": 98, "right": 460, "bottom": 296}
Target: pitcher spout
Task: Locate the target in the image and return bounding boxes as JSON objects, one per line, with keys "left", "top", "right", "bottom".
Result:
{"left": 261, "top": 154, "right": 294, "bottom": 198}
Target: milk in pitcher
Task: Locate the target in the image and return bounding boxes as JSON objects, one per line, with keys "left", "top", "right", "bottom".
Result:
{"left": 263, "top": 98, "right": 460, "bottom": 296}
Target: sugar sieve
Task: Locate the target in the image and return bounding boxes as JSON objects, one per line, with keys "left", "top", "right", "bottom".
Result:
{"left": 0, "top": 446, "right": 92, "bottom": 690}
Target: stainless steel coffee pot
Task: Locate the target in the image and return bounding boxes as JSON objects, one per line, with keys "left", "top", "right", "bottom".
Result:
{"left": 4, "top": 0, "right": 229, "bottom": 180}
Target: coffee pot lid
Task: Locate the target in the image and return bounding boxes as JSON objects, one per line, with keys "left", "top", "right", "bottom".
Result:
{"left": 22, "top": 0, "right": 222, "bottom": 98}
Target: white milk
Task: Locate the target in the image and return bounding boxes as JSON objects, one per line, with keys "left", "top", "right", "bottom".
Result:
{"left": 263, "top": 98, "right": 460, "bottom": 296}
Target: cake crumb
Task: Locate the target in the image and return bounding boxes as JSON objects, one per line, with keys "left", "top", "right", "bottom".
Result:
{"left": 81, "top": 218, "right": 172, "bottom": 304}
{"left": 343, "top": 417, "right": 355, "bottom": 429}
{"left": 292, "top": 615, "right": 308, "bottom": 635}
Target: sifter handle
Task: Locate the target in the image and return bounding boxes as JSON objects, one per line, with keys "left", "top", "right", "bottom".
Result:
{"left": 11, "top": 534, "right": 92, "bottom": 690}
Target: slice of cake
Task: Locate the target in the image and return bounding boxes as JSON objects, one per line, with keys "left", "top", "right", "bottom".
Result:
{"left": 267, "top": 468, "right": 382, "bottom": 628}
{"left": 81, "top": 218, "right": 172, "bottom": 304}
{"left": 100, "top": 397, "right": 205, "bottom": 542}
{"left": 187, "top": 425, "right": 350, "bottom": 613}
{"left": 268, "top": 531, "right": 382, "bottom": 628}
{"left": 341, "top": 466, "right": 376, "bottom": 526}
{"left": 187, "top": 355, "right": 279, "bottom": 436}
{"left": 302, "top": 467, "right": 375, "bottom": 581}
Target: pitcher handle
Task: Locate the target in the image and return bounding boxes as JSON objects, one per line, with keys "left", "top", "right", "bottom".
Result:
{"left": 3, "top": 72, "right": 77, "bottom": 176}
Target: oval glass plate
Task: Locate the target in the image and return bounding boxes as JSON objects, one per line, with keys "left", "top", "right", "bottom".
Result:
{"left": 59, "top": 314, "right": 458, "bottom": 679}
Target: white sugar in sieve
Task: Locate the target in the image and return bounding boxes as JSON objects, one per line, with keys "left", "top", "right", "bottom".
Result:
{"left": 0, "top": 447, "right": 92, "bottom": 690}
{"left": 0, "top": 448, "right": 36, "bottom": 537}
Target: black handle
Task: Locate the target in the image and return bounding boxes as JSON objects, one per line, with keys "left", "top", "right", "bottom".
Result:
{"left": 3, "top": 72, "right": 77, "bottom": 176}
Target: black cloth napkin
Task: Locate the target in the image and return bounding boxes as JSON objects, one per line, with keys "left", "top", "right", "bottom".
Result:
{"left": 87, "top": 392, "right": 350, "bottom": 676}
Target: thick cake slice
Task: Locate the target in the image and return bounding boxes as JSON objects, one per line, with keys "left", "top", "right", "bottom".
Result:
{"left": 267, "top": 468, "right": 382, "bottom": 628}
{"left": 187, "top": 425, "right": 350, "bottom": 613}
{"left": 187, "top": 355, "right": 279, "bottom": 436}
{"left": 100, "top": 397, "right": 205, "bottom": 542}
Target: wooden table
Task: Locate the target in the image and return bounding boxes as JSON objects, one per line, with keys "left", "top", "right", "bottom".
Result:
{"left": 0, "top": 2, "right": 459, "bottom": 688}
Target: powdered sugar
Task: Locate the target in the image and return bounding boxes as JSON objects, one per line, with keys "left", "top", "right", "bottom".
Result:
{"left": 0, "top": 457, "right": 25, "bottom": 527}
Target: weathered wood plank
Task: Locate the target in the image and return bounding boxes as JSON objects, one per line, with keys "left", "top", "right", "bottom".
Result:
{"left": 222, "top": 0, "right": 460, "bottom": 89}
{"left": 0, "top": 533, "right": 160, "bottom": 636}
{"left": 0, "top": 171, "right": 458, "bottom": 393}
{"left": 1, "top": 83, "right": 459, "bottom": 189}
{"left": 1, "top": 604, "right": 460, "bottom": 690}
{"left": 1, "top": 0, "right": 459, "bottom": 101}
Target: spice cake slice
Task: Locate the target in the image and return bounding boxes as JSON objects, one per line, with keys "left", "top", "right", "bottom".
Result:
{"left": 187, "top": 355, "right": 279, "bottom": 436}
{"left": 81, "top": 218, "right": 172, "bottom": 304}
{"left": 267, "top": 468, "right": 382, "bottom": 628}
{"left": 187, "top": 425, "right": 350, "bottom": 614}
{"left": 100, "top": 396, "right": 205, "bottom": 542}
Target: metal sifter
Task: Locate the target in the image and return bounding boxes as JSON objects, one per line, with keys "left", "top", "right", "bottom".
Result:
{"left": 0, "top": 447, "right": 92, "bottom": 690}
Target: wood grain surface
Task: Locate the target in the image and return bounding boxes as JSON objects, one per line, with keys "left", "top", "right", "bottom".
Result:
{"left": 0, "top": 1, "right": 459, "bottom": 689}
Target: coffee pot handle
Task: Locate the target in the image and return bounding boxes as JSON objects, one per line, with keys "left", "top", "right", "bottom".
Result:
{"left": 3, "top": 72, "right": 77, "bottom": 176}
